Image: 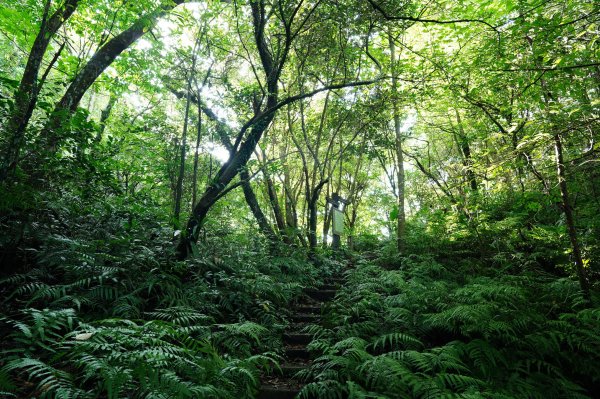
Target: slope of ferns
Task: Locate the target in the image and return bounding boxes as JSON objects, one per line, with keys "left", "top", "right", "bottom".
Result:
{"left": 0, "top": 198, "right": 323, "bottom": 398}
{"left": 299, "top": 255, "right": 600, "bottom": 399}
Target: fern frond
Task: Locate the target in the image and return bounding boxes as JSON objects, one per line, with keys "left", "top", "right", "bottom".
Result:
{"left": 370, "top": 332, "right": 423, "bottom": 352}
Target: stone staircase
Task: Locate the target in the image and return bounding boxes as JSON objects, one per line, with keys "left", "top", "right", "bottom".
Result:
{"left": 257, "top": 279, "right": 342, "bottom": 399}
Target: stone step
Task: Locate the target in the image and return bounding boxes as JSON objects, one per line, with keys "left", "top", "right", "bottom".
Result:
{"left": 258, "top": 384, "right": 300, "bottom": 399}
{"left": 283, "top": 333, "right": 312, "bottom": 345}
{"left": 266, "top": 362, "right": 307, "bottom": 378}
{"left": 304, "top": 289, "right": 336, "bottom": 301}
{"left": 295, "top": 305, "right": 321, "bottom": 315}
{"left": 320, "top": 284, "right": 337, "bottom": 290}
{"left": 291, "top": 313, "right": 319, "bottom": 323}
{"left": 280, "top": 363, "right": 307, "bottom": 377}
{"left": 288, "top": 322, "right": 311, "bottom": 333}
{"left": 285, "top": 346, "right": 310, "bottom": 359}
{"left": 295, "top": 296, "right": 324, "bottom": 307}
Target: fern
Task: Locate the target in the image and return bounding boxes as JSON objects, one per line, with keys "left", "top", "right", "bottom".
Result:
{"left": 370, "top": 332, "right": 423, "bottom": 352}
{"left": 307, "top": 254, "right": 599, "bottom": 398}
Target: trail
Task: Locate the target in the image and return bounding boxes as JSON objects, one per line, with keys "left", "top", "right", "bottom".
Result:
{"left": 258, "top": 276, "right": 344, "bottom": 398}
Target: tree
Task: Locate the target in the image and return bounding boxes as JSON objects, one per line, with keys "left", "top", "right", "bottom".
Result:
{"left": 176, "top": 0, "right": 377, "bottom": 259}
{"left": 0, "top": 0, "right": 79, "bottom": 181}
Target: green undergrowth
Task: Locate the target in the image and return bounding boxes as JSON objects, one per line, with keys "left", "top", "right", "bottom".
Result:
{"left": 299, "top": 254, "right": 600, "bottom": 399}
{"left": 0, "top": 202, "right": 327, "bottom": 398}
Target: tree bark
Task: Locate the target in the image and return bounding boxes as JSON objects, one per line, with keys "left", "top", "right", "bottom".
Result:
{"left": 174, "top": 38, "right": 199, "bottom": 228}
{"left": 171, "top": 88, "right": 278, "bottom": 241}
{"left": 96, "top": 94, "right": 117, "bottom": 142}
{"left": 265, "top": 172, "right": 286, "bottom": 236}
{"left": 173, "top": 85, "right": 192, "bottom": 227}
{"left": 176, "top": 114, "right": 277, "bottom": 259}
{"left": 322, "top": 185, "right": 331, "bottom": 247}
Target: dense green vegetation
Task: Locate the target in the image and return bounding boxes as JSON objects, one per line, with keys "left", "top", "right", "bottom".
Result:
{"left": 303, "top": 253, "right": 600, "bottom": 398}
{"left": 1, "top": 0, "right": 599, "bottom": 397}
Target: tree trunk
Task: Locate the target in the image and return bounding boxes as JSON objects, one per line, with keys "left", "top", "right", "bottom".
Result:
{"left": 192, "top": 102, "right": 202, "bottom": 207}
{"left": 453, "top": 109, "right": 477, "bottom": 191}
{"left": 280, "top": 132, "right": 298, "bottom": 244}
{"left": 537, "top": 62, "right": 591, "bottom": 303}
{"left": 240, "top": 168, "right": 278, "bottom": 240}
{"left": 175, "top": 89, "right": 278, "bottom": 242}
{"left": 388, "top": 32, "right": 406, "bottom": 253}
{"left": 0, "top": 0, "right": 79, "bottom": 181}
{"left": 322, "top": 200, "right": 331, "bottom": 247}
{"left": 307, "top": 179, "right": 328, "bottom": 249}
{"left": 554, "top": 133, "right": 591, "bottom": 303}
{"left": 96, "top": 94, "right": 118, "bottom": 142}
{"left": 173, "top": 84, "right": 192, "bottom": 227}
{"left": 176, "top": 113, "right": 277, "bottom": 259}
{"left": 347, "top": 207, "right": 358, "bottom": 250}
{"left": 265, "top": 173, "right": 286, "bottom": 236}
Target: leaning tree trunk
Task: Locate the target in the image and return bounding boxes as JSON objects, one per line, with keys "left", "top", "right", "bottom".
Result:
{"left": 176, "top": 89, "right": 278, "bottom": 242}
{"left": 39, "top": 2, "right": 183, "bottom": 156}
{"left": 176, "top": 114, "right": 277, "bottom": 259}
{"left": 240, "top": 168, "right": 278, "bottom": 241}
{"left": 537, "top": 64, "right": 591, "bottom": 304}
{"left": 0, "top": 0, "right": 79, "bottom": 181}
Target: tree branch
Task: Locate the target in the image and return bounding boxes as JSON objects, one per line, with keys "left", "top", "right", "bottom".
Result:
{"left": 499, "top": 62, "right": 600, "bottom": 72}
{"left": 366, "top": 0, "right": 498, "bottom": 32}
{"left": 237, "top": 78, "right": 380, "bottom": 139}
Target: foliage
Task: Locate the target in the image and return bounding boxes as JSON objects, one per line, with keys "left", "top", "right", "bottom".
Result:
{"left": 0, "top": 192, "right": 319, "bottom": 397}
{"left": 299, "top": 253, "right": 600, "bottom": 398}
{"left": 0, "top": 0, "right": 599, "bottom": 397}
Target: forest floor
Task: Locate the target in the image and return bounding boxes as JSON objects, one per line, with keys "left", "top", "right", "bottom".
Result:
{"left": 1, "top": 242, "right": 599, "bottom": 398}
{"left": 257, "top": 251, "right": 600, "bottom": 399}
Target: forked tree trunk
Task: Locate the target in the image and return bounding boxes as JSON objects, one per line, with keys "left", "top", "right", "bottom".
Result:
{"left": 177, "top": 114, "right": 277, "bottom": 259}
{"left": 174, "top": 89, "right": 278, "bottom": 242}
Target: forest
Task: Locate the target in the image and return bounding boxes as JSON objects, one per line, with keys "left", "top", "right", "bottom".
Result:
{"left": 0, "top": 0, "right": 599, "bottom": 398}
